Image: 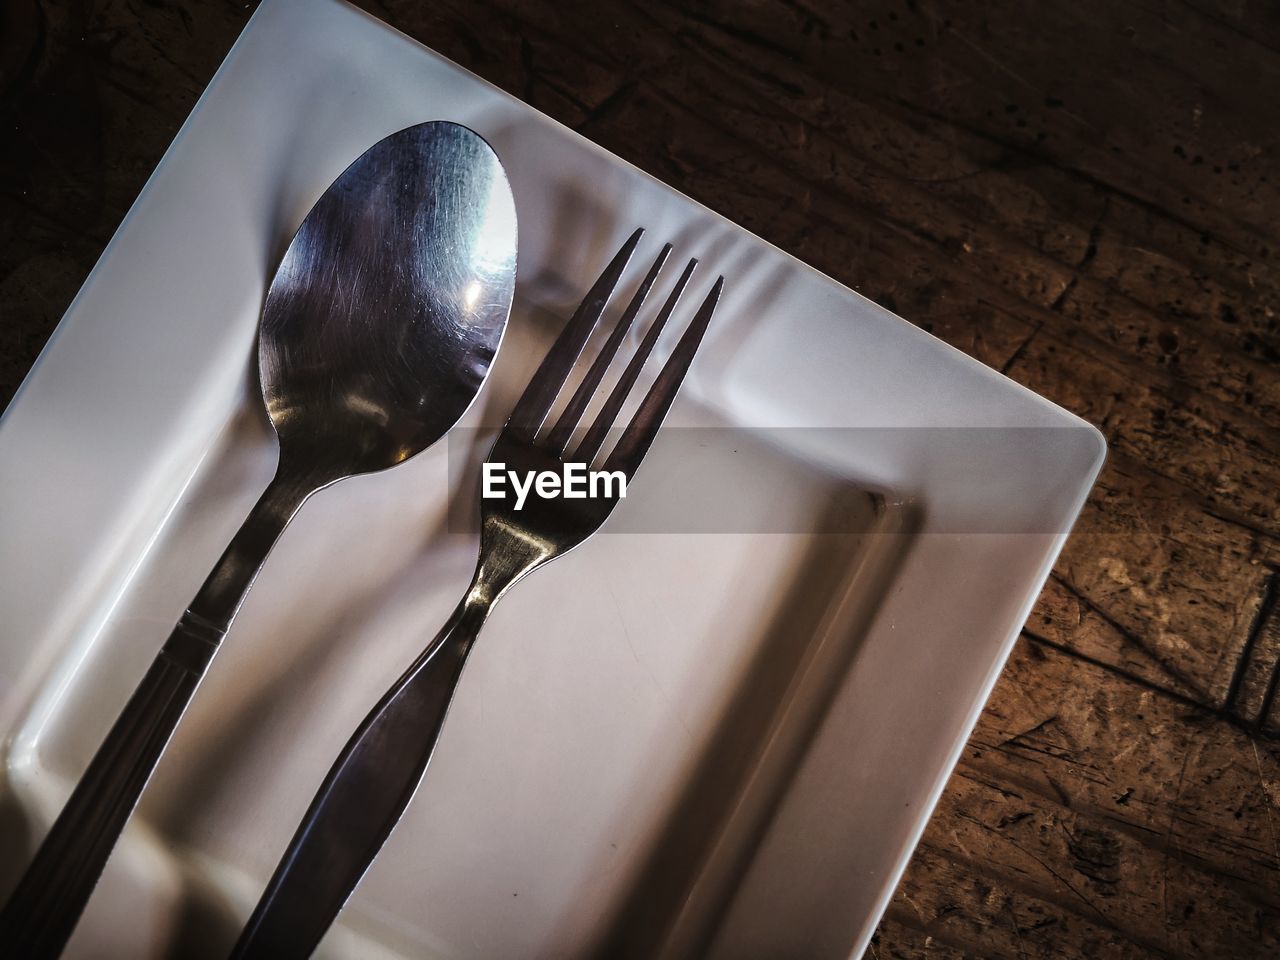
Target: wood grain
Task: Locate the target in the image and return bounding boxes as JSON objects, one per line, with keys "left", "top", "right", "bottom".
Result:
{"left": 1, "top": 0, "right": 1277, "bottom": 956}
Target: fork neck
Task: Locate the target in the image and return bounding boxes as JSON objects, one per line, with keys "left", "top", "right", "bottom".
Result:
{"left": 444, "top": 527, "right": 545, "bottom": 662}
{"left": 462, "top": 515, "right": 554, "bottom": 615}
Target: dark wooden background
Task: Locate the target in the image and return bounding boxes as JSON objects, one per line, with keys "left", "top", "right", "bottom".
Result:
{"left": 3, "top": 1, "right": 1278, "bottom": 956}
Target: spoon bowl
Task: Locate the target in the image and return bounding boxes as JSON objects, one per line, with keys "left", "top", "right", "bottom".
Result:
{"left": 262, "top": 121, "right": 516, "bottom": 475}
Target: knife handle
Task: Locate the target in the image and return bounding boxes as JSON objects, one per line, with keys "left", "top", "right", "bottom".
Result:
{"left": 0, "top": 470, "right": 311, "bottom": 960}
{"left": 231, "top": 597, "right": 488, "bottom": 960}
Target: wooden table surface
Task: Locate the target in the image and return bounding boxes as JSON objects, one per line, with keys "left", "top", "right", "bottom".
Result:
{"left": 2, "top": 1, "right": 1278, "bottom": 957}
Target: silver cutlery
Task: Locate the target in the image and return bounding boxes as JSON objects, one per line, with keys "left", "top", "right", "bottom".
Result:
{"left": 0, "top": 120, "right": 517, "bottom": 959}
{"left": 230, "top": 228, "right": 723, "bottom": 959}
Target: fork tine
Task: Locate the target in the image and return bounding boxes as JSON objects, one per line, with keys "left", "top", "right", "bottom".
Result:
{"left": 544, "top": 243, "right": 673, "bottom": 455}
{"left": 602, "top": 276, "right": 723, "bottom": 478}
{"left": 506, "top": 228, "right": 644, "bottom": 440}
{"left": 574, "top": 257, "right": 698, "bottom": 466}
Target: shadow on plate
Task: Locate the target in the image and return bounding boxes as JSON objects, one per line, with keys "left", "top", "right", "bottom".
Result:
{"left": 589, "top": 492, "right": 918, "bottom": 959}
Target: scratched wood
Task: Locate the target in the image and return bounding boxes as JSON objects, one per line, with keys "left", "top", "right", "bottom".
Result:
{"left": 1, "top": 1, "right": 1278, "bottom": 957}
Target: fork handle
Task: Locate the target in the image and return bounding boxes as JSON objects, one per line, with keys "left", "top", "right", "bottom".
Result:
{"left": 0, "top": 469, "right": 313, "bottom": 960}
{"left": 231, "top": 596, "right": 489, "bottom": 960}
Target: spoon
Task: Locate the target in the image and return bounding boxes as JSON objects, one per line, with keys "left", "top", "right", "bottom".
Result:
{"left": 0, "top": 120, "right": 518, "bottom": 959}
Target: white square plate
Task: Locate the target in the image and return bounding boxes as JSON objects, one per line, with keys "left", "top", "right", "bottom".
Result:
{"left": 0, "top": 1, "right": 1104, "bottom": 957}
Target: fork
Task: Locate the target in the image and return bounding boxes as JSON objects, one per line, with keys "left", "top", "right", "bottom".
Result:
{"left": 231, "top": 228, "right": 723, "bottom": 959}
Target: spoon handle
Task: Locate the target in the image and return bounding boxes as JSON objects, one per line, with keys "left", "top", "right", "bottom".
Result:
{"left": 231, "top": 595, "right": 490, "bottom": 960}
{"left": 0, "top": 470, "right": 313, "bottom": 960}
